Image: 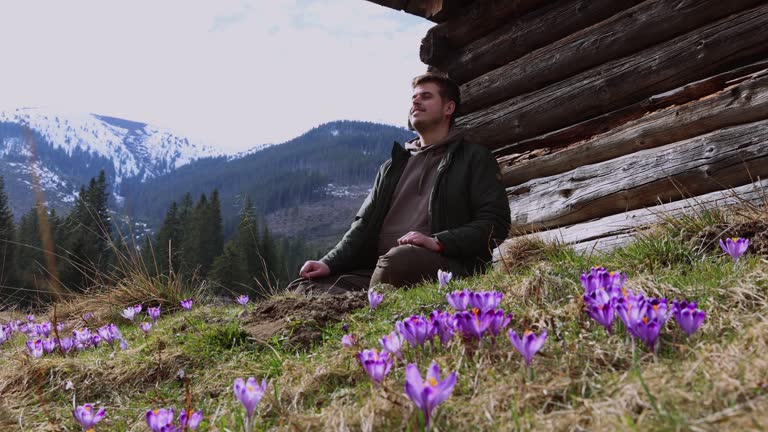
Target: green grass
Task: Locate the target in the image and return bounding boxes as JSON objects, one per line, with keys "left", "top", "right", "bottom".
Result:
{"left": 1, "top": 211, "right": 767, "bottom": 431}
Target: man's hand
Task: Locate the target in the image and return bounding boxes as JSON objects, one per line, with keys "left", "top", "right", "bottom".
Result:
{"left": 299, "top": 260, "right": 331, "bottom": 279}
{"left": 397, "top": 231, "right": 441, "bottom": 252}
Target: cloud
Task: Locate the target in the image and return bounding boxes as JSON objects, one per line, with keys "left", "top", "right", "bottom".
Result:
{"left": 0, "top": 0, "right": 432, "bottom": 152}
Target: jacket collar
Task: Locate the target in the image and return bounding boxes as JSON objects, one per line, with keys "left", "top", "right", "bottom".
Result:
{"left": 391, "top": 128, "right": 465, "bottom": 161}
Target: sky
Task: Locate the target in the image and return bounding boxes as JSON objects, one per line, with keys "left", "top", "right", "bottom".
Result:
{"left": 0, "top": 0, "right": 433, "bottom": 153}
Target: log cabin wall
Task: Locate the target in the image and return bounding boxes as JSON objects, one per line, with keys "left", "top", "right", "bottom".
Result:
{"left": 367, "top": 0, "right": 768, "bottom": 253}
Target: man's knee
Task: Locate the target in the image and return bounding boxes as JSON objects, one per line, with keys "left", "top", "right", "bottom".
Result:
{"left": 377, "top": 245, "right": 418, "bottom": 272}
{"left": 372, "top": 245, "right": 438, "bottom": 287}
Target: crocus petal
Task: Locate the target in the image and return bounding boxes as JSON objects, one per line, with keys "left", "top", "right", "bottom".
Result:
{"left": 404, "top": 363, "right": 424, "bottom": 411}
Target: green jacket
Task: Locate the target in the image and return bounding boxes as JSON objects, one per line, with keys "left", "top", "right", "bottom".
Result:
{"left": 321, "top": 132, "right": 511, "bottom": 275}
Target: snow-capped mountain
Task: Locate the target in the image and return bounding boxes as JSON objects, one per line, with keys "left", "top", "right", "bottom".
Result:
{"left": 1, "top": 107, "right": 222, "bottom": 183}
{"left": 0, "top": 107, "right": 223, "bottom": 217}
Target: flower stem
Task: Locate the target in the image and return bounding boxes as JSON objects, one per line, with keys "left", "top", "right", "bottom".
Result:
{"left": 633, "top": 344, "right": 661, "bottom": 416}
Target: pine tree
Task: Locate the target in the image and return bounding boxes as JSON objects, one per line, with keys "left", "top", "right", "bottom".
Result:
{"left": 0, "top": 176, "right": 16, "bottom": 287}
{"left": 180, "top": 193, "right": 206, "bottom": 277}
{"left": 155, "top": 201, "right": 181, "bottom": 276}
{"left": 204, "top": 190, "right": 224, "bottom": 274}
{"left": 58, "top": 171, "right": 112, "bottom": 291}
{"left": 237, "top": 196, "right": 262, "bottom": 284}
{"left": 209, "top": 242, "right": 248, "bottom": 293}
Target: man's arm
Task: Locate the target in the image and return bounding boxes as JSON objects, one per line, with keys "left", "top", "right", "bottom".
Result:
{"left": 433, "top": 147, "right": 511, "bottom": 258}
{"left": 318, "top": 163, "right": 387, "bottom": 274}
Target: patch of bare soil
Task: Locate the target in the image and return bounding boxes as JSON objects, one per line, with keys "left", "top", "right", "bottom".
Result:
{"left": 694, "top": 219, "right": 768, "bottom": 256}
{"left": 243, "top": 292, "right": 366, "bottom": 350}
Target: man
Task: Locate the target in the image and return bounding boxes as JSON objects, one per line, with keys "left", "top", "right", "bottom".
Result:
{"left": 288, "top": 73, "right": 511, "bottom": 295}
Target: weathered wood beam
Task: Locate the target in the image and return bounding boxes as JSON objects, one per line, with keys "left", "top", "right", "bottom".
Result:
{"left": 364, "top": 0, "right": 467, "bottom": 22}
{"left": 492, "top": 60, "right": 768, "bottom": 159}
{"left": 444, "top": 0, "right": 643, "bottom": 85}
{"left": 505, "top": 119, "right": 768, "bottom": 233}
{"left": 496, "top": 179, "right": 768, "bottom": 257}
{"left": 457, "top": 4, "right": 768, "bottom": 151}
{"left": 459, "top": 0, "right": 764, "bottom": 110}
{"left": 501, "top": 72, "right": 768, "bottom": 187}
{"left": 420, "top": 0, "right": 549, "bottom": 65}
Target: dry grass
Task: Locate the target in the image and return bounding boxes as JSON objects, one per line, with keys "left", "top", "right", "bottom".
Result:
{"left": 1, "top": 205, "right": 767, "bottom": 431}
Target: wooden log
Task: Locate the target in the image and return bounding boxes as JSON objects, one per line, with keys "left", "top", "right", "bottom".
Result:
{"left": 505, "top": 119, "right": 768, "bottom": 233}
{"left": 364, "top": 0, "right": 468, "bottom": 22}
{"left": 457, "top": 4, "right": 768, "bottom": 150}
{"left": 492, "top": 60, "right": 768, "bottom": 159}
{"left": 531, "top": 180, "right": 766, "bottom": 245}
{"left": 445, "top": 0, "right": 644, "bottom": 85}
{"left": 420, "top": 0, "right": 549, "bottom": 66}
{"left": 459, "top": 0, "right": 765, "bottom": 110}
{"left": 501, "top": 72, "right": 768, "bottom": 186}
{"left": 495, "top": 179, "right": 768, "bottom": 258}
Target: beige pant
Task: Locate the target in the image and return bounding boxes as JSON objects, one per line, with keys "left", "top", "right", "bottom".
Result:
{"left": 287, "top": 245, "right": 465, "bottom": 295}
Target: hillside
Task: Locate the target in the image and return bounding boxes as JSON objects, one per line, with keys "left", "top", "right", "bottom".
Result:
{"left": 1, "top": 112, "right": 414, "bottom": 247}
{"left": 0, "top": 202, "right": 766, "bottom": 430}
{"left": 121, "top": 120, "right": 415, "bottom": 244}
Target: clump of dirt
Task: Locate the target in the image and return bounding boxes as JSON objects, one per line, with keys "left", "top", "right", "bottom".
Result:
{"left": 243, "top": 292, "right": 367, "bottom": 350}
{"left": 693, "top": 219, "right": 768, "bottom": 256}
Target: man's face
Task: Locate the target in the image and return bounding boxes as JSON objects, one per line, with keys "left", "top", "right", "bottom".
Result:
{"left": 409, "top": 82, "right": 454, "bottom": 132}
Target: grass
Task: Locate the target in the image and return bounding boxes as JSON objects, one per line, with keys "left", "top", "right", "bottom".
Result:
{"left": 1, "top": 206, "right": 767, "bottom": 431}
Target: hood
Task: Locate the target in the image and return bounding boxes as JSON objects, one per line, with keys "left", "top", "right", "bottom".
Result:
{"left": 404, "top": 129, "right": 465, "bottom": 156}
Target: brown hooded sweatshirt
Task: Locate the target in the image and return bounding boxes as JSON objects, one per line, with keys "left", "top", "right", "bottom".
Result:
{"left": 376, "top": 131, "right": 460, "bottom": 256}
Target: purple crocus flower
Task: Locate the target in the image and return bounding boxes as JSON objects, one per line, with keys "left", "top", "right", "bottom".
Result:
{"left": 180, "top": 298, "right": 193, "bottom": 311}
{"left": 487, "top": 309, "right": 513, "bottom": 338}
{"left": 673, "top": 300, "right": 706, "bottom": 337}
{"left": 140, "top": 322, "right": 153, "bottom": 335}
{"left": 73, "top": 328, "right": 93, "bottom": 346}
{"left": 580, "top": 267, "right": 627, "bottom": 295}
{"left": 615, "top": 293, "right": 645, "bottom": 334}
{"left": 91, "top": 334, "right": 102, "bottom": 347}
{"left": 42, "top": 338, "right": 57, "bottom": 354}
{"left": 719, "top": 237, "right": 749, "bottom": 262}
{"left": 404, "top": 361, "right": 457, "bottom": 429}
{"left": 233, "top": 377, "right": 268, "bottom": 422}
{"left": 437, "top": 269, "right": 452, "bottom": 289}
{"left": 179, "top": 409, "right": 203, "bottom": 430}
{"left": 583, "top": 287, "right": 615, "bottom": 335}
{"left": 454, "top": 308, "right": 491, "bottom": 340}
{"left": 396, "top": 315, "right": 435, "bottom": 348}
{"left": 133, "top": 304, "right": 143, "bottom": 314}
{"left": 82, "top": 312, "right": 94, "bottom": 323}
{"left": 26, "top": 339, "right": 43, "bottom": 358}
{"left": 121, "top": 307, "right": 136, "bottom": 321}
{"left": 468, "top": 291, "right": 503, "bottom": 312}
{"left": 634, "top": 316, "right": 663, "bottom": 352}
{"left": 368, "top": 288, "right": 383, "bottom": 311}
{"left": 56, "top": 321, "right": 67, "bottom": 332}
{"left": 508, "top": 328, "right": 547, "bottom": 366}
{"left": 26, "top": 314, "right": 35, "bottom": 323}
{"left": 0, "top": 327, "right": 8, "bottom": 345}
{"left": 37, "top": 322, "right": 52, "bottom": 338}
{"left": 341, "top": 334, "right": 357, "bottom": 348}
{"left": 380, "top": 331, "right": 404, "bottom": 358}
{"left": 430, "top": 310, "right": 457, "bottom": 346}
{"left": 445, "top": 290, "right": 469, "bottom": 311}
{"left": 97, "top": 325, "right": 113, "bottom": 344}
{"left": 146, "top": 408, "right": 175, "bottom": 432}
{"left": 357, "top": 349, "right": 393, "bottom": 386}
{"left": 237, "top": 295, "right": 249, "bottom": 307}
{"left": 107, "top": 324, "right": 123, "bottom": 341}
{"left": 148, "top": 307, "right": 161, "bottom": 322}
{"left": 8, "top": 320, "right": 19, "bottom": 333}
{"left": 73, "top": 403, "right": 106, "bottom": 431}
{"left": 60, "top": 337, "right": 74, "bottom": 353}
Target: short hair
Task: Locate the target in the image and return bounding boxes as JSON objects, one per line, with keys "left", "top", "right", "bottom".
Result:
{"left": 411, "top": 72, "right": 461, "bottom": 126}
